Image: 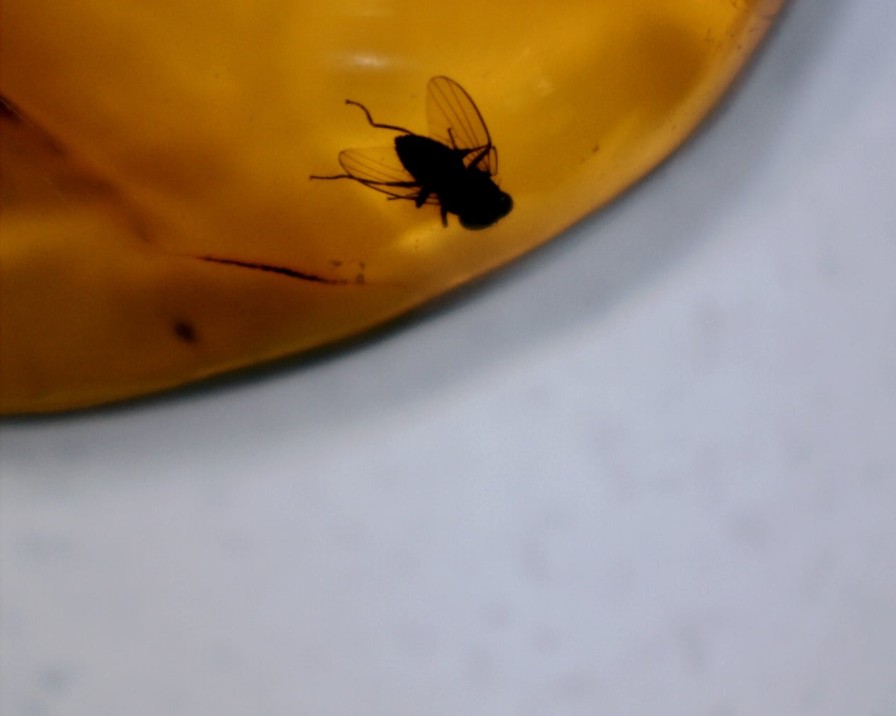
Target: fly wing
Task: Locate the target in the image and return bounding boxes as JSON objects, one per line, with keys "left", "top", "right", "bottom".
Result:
{"left": 339, "top": 146, "right": 411, "bottom": 185}
{"left": 337, "top": 147, "right": 434, "bottom": 202}
{"left": 425, "top": 76, "right": 498, "bottom": 175}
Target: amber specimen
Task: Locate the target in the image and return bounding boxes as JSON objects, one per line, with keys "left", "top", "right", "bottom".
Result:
{"left": 0, "top": 0, "right": 786, "bottom": 413}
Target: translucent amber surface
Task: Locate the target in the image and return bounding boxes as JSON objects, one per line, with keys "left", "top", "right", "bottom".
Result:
{"left": 0, "top": 0, "right": 786, "bottom": 413}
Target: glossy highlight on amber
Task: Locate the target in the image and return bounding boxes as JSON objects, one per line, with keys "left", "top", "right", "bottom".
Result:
{"left": 0, "top": 0, "right": 786, "bottom": 413}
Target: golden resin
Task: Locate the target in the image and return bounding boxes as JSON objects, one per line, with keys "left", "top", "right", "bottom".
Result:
{"left": 0, "top": 0, "right": 786, "bottom": 413}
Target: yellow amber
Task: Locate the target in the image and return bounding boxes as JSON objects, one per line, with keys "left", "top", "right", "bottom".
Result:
{"left": 0, "top": 0, "right": 786, "bottom": 413}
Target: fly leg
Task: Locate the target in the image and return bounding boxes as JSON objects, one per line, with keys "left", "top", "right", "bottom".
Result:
{"left": 463, "top": 143, "right": 493, "bottom": 169}
{"left": 415, "top": 187, "right": 432, "bottom": 208}
{"left": 311, "top": 174, "right": 430, "bottom": 207}
{"left": 309, "top": 172, "right": 354, "bottom": 180}
{"left": 352, "top": 179, "right": 420, "bottom": 196}
{"left": 308, "top": 174, "right": 418, "bottom": 192}
{"left": 345, "top": 100, "right": 414, "bottom": 134}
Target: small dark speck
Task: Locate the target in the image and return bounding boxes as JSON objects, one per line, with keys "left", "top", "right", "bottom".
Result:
{"left": 0, "top": 96, "right": 22, "bottom": 121}
{"left": 591, "top": 143, "right": 600, "bottom": 154}
{"left": 173, "top": 320, "right": 198, "bottom": 343}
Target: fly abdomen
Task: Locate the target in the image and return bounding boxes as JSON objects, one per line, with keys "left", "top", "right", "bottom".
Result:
{"left": 394, "top": 134, "right": 465, "bottom": 186}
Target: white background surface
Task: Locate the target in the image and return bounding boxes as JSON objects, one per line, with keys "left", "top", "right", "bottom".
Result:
{"left": 2, "top": 1, "right": 895, "bottom": 714}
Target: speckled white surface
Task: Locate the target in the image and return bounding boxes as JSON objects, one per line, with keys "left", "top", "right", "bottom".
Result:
{"left": 2, "top": 1, "right": 895, "bottom": 714}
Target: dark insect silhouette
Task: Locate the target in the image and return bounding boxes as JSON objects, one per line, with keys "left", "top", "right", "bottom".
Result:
{"left": 311, "top": 76, "right": 513, "bottom": 230}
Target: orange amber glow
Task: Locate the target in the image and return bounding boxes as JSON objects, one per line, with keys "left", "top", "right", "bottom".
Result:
{"left": 0, "top": 0, "right": 786, "bottom": 413}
